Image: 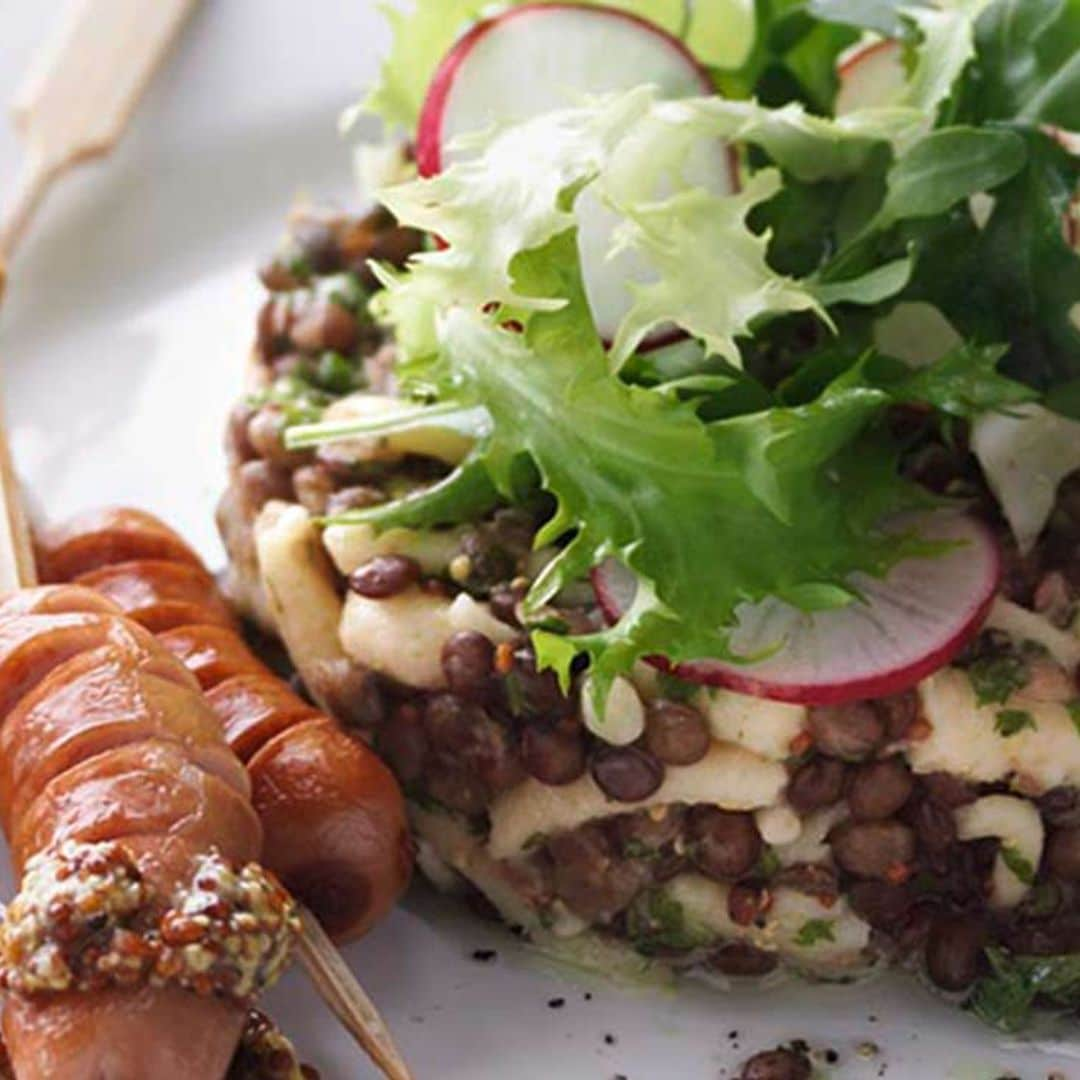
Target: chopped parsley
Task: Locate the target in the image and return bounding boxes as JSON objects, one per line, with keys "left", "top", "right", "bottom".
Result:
{"left": 970, "top": 950, "right": 1080, "bottom": 1033}
{"left": 1000, "top": 844, "right": 1036, "bottom": 886}
{"left": 1069, "top": 700, "right": 1080, "bottom": 737}
{"left": 627, "top": 890, "right": 713, "bottom": 956}
{"left": 967, "top": 653, "right": 1031, "bottom": 706}
{"left": 994, "top": 709, "right": 1037, "bottom": 737}
{"left": 794, "top": 919, "right": 836, "bottom": 948}
{"left": 755, "top": 846, "right": 781, "bottom": 880}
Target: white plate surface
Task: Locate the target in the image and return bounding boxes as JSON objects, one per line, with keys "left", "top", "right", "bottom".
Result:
{"left": 0, "top": 3, "right": 1077, "bottom": 1077}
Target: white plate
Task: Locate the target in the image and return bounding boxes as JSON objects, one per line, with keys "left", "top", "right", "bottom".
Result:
{"left": 0, "top": 3, "right": 1077, "bottom": 1077}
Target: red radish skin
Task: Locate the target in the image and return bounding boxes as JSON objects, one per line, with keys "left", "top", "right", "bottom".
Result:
{"left": 592, "top": 514, "right": 1002, "bottom": 706}
{"left": 415, "top": 2, "right": 740, "bottom": 349}
{"left": 418, "top": 2, "right": 730, "bottom": 180}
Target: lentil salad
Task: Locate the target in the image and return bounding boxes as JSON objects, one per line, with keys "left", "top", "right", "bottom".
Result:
{"left": 218, "top": 0, "right": 1080, "bottom": 1037}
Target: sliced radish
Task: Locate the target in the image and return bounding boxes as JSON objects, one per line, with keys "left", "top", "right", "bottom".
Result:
{"left": 835, "top": 40, "right": 906, "bottom": 116}
{"left": 416, "top": 1, "right": 738, "bottom": 346}
{"left": 593, "top": 512, "right": 1001, "bottom": 705}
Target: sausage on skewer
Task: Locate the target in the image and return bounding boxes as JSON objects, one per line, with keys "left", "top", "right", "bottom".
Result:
{"left": 0, "top": 594, "right": 299, "bottom": 1080}
{"left": 37, "top": 508, "right": 413, "bottom": 942}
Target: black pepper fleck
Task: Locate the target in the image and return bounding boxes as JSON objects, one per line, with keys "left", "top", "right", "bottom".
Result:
{"left": 604, "top": 1034, "right": 617, "bottom": 1046}
{"left": 547, "top": 997, "right": 565, "bottom": 1009}
{"left": 471, "top": 949, "right": 497, "bottom": 963}
{"left": 825, "top": 1049, "right": 839, "bottom": 1064}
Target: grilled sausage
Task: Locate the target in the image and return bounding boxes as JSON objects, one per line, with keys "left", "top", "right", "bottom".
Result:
{"left": 38, "top": 508, "right": 412, "bottom": 942}
{"left": 0, "top": 594, "right": 263, "bottom": 1080}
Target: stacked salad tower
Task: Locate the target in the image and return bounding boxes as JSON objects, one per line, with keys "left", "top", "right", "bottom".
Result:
{"left": 218, "top": 0, "right": 1080, "bottom": 1033}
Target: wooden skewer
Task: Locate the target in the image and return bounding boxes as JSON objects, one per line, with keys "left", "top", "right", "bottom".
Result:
{"left": 0, "top": 3, "right": 414, "bottom": 1077}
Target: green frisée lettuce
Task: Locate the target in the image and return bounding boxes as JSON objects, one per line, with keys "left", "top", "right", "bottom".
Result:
{"left": 322, "top": 0, "right": 1080, "bottom": 703}
{"left": 901, "top": 0, "right": 995, "bottom": 113}
{"left": 609, "top": 170, "right": 827, "bottom": 365}
{"left": 371, "top": 85, "right": 931, "bottom": 369}
{"left": 300, "top": 223, "right": 1029, "bottom": 700}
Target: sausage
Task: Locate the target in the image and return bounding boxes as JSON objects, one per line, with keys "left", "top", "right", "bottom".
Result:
{"left": 249, "top": 718, "right": 414, "bottom": 940}
{"left": 0, "top": 593, "right": 263, "bottom": 1079}
{"left": 73, "top": 561, "right": 237, "bottom": 634}
{"left": 156, "top": 624, "right": 273, "bottom": 690}
{"left": 38, "top": 507, "right": 412, "bottom": 943}
{"left": 36, "top": 507, "right": 204, "bottom": 582}
{"left": 0, "top": 646, "right": 248, "bottom": 831}
{"left": 205, "top": 674, "right": 320, "bottom": 763}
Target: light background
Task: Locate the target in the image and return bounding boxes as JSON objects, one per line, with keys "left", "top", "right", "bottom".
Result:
{"left": 0, "top": 3, "right": 1076, "bottom": 1077}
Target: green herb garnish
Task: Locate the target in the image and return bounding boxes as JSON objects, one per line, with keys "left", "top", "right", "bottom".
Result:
{"left": 994, "top": 709, "right": 1037, "bottom": 737}
{"left": 968, "top": 653, "right": 1031, "bottom": 706}
{"left": 1000, "top": 844, "right": 1036, "bottom": 886}
{"left": 755, "top": 846, "right": 781, "bottom": 880}
{"left": 627, "top": 890, "right": 713, "bottom": 956}
{"left": 970, "top": 950, "right": 1080, "bottom": 1033}
{"left": 794, "top": 919, "right": 836, "bottom": 948}
{"left": 1068, "top": 701, "right": 1080, "bottom": 737}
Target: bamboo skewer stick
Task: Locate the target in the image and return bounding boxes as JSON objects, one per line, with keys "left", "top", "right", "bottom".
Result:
{"left": 0, "top": 0, "right": 203, "bottom": 296}
{"left": 0, "top": 3, "right": 414, "bottom": 1076}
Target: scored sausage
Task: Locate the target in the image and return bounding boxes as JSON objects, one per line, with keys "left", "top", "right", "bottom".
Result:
{"left": 37, "top": 507, "right": 413, "bottom": 942}
{"left": 0, "top": 594, "right": 282, "bottom": 1080}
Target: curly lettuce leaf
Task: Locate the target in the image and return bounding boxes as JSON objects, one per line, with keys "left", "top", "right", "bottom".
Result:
{"left": 651, "top": 96, "right": 926, "bottom": 180}
{"left": 610, "top": 170, "right": 827, "bottom": 364}
{"left": 375, "top": 88, "right": 925, "bottom": 370}
{"left": 374, "top": 87, "right": 656, "bottom": 339}
{"left": 408, "top": 233, "right": 1021, "bottom": 696}
{"left": 902, "top": 0, "right": 995, "bottom": 113}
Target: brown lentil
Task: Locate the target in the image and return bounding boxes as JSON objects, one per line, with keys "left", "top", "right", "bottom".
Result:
{"left": 643, "top": 701, "right": 710, "bottom": 766}
{"left": 809, "top": 702, "right": 885, "bottom": 760}
{"left": 246, "top": 407, "right": 310, "bottom": 470}
{"left": 925, "top": 914, "right": 985, "bottom": 992}
{"left": 547, "top": 826, "right": 648, "bottom": 924}
{"left": 688, "top": 808, "right": 762, "bottom": 882}
{"left": 441, "top": 631, "right": 495, "bottom": 698}
{"left": 325, "top": 485, "right": 387, "bottom": 516}
{"left": 847, "top": 757, "right": 914, "bottom": 821}
{"left": 290, "top": 300, "right": 359, "bottom": 355}
{"left": 378, "top": 704, "right": 429, "bottom": 784}
{"left": 829, "top": 819, "right": 915, "bottom": 881}
{"left": 590, "top": 746, "right": 664, "bottom": 803}
{"left": 348, "top": 555, "right": 421, "bottom": 599}
{"left": 709, "top": 942, "right": 778, "bottom": 977}
{"left": 1046, "top": 827, "right": 1080, "bottom": 881}
{"left": 238, "top": 461, "right": 294, "bottom": 512}
{"left": 739, "top": 1048, "right": 812, "bottom": 1080}
{"left": 786, "top": 757, "right": 846, "bottom": 814}
{"left": 521, "top": 725, "right": 587, "bottom": 786}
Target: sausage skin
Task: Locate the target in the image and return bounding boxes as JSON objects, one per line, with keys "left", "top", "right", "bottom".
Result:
{"left": 38, "top": 507, "right": 412, "bottom": 942}
{"left": 0, "top": 594, "right": 260, "bottom": 1080}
